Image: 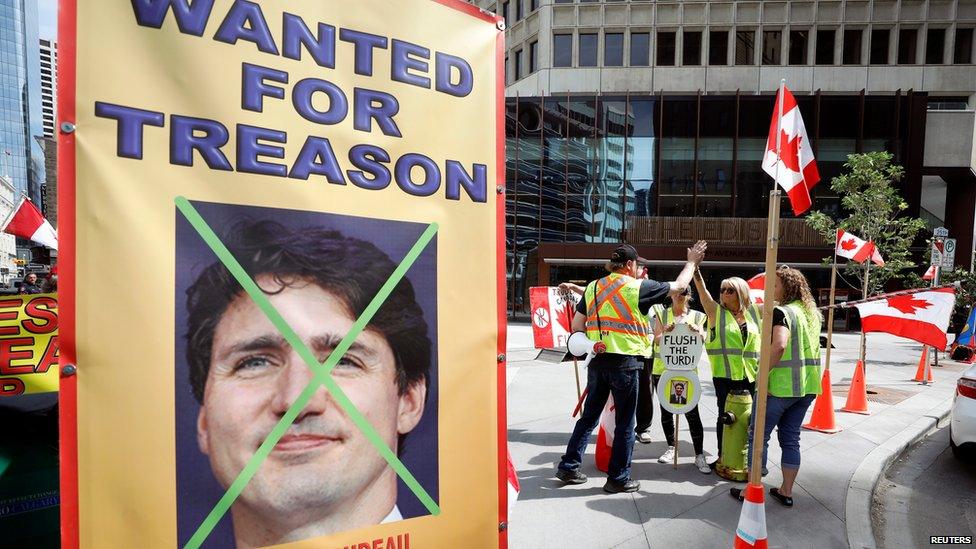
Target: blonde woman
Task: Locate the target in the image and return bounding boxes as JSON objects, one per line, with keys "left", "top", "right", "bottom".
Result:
{"left": 692, "top": 271, "right": 761, "bottom": 462}
{"left": 732, "top": 266, "right": 823, "bottom": 507}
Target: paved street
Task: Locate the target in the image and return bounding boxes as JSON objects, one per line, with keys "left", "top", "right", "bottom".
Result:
{"left": 873, "top": 426, "right": 976, "bottom": 548}
{"left": 506, "top": 322, "right": 969, "bottom": 549}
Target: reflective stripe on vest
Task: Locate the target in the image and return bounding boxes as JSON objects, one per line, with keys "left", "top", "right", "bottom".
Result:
{"left": 583, "top": 274, "right": 651, "bottom": 355}
{"left": 770, "top": 304, "right": 822, "bottom": 397}
{"left": 705, "top": 306, "right": 760, "bottom": 382}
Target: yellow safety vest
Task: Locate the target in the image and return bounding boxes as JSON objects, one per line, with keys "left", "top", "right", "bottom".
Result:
{"left": 769, "top": 302, "right": 823, "bottom": 398}
{"left": 583, "top": 273, "right": 652, "bottom": 357}
{"left": 651, "top": 306, "right": 707, "bottom": 375}
{"left": 705, "top": 305, "right": 761, "bottom": 382}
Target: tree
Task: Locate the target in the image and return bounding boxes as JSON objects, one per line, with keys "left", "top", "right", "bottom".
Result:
{"left": 806, "top": 152, "right": 926, "bottom": 297}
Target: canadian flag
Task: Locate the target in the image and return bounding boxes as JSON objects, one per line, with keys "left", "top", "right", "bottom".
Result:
{"left": 595, "top": 396, "right": 615, "bottom": 473}
{"left": 922, "top": 265, "right": 937, "bottom": 280}
{"left": 529, "top": 286, "right": 580, "bottom": 349}
{"left": 1, "top": 198, "right": 57, "bottom": 250}
{"left": 762, "top": 85, "right": 820, "bottom": 216}
{"left": 747, "top": 273, "right": 765, "bottom": 305}
{"left": 851, "top": 287, "right": 956, "bottom": 350}
{"left": 835, "top": 229, "right": 884, "bottom": 266}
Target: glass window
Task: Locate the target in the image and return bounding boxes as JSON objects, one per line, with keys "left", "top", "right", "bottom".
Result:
{"left": 531, "top": 0, "right": 539, "bottom": 10}
{"left": 762, "top": 30, "right": 782, "bottom": 65}
{"left": 926, "top": 28, "right": 945, "bottom": 64}
{"left": 898, "top": 28, "right": 917, "bottom": 64}
{"left": 659, "top": 98, "right": 695, "bottom": 216}
{"left": 683, "top": 31, "right": 702, "bottom": 65}
{"left": 657, "top": 31, "right": 676, "bottom": 66}
{"left": 605, "top": 33, "right": 624, "bottom": 66}
{"left": 553, "top": 34, "right": 573, "bottom": 67}
{"left": 501, "top": 1, "right": 509, "bottom": 22}
{"left": 816, "top": 30, "right": 835, "bottom": 64}
{"left": 515, "top": 0, "right": 523, "bottom": 21}
{"left": 736, "top": 31, "right": 755, "bottom": 65}
{"left": 630, "top": 32, "right": 650, "bottom": 66}
{"left": 697, "top": 98, "right": 734, "bottom": 217}
{"left": 870, "top": 29, "right": 890, "bottom": 64}
{"left": 529, "top": 40, "right": 538, "bottom": 73}
{"left": 579, "top": 33, "right": 598, "bottom": 66}
{"left": 843, "top": 29, "right": 862, "bottom": 64}
{"left": 789, "top": 30, "right": 808, "bottom": 65}
{"left": 709, "top": 31, "right": 728, "bottom": 65}
{"left": 627, "top": 98, "right": 657, "bottom": 217}
{"left": 735, "top": 96, "right": 775, "bottom": 218}
{"left": 955, "top": 28, "right": 974, "bottom": 64}
{"left": 514, "top": 48, "right": 523, "bottom": 79}
{"left": 504, "top": 54, "right": 509, "bottom": 84}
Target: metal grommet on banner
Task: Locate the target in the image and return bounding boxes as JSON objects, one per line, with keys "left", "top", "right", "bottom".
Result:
{"left": 497, "top": 353, "right": 506, "bottom": 363}
{"left": 60, "top": 121, "right": 76, "bottom": 134}
{"left": 496, "top": 185, "right": 505, "bottom": 194}
{"left": 498, "top": 521, "right": 508, "bottom": 531}
{"left": 496, "top": 20, "right": 506, "bottom": 31}
{"left": 62, "top": 364, "right": 77, "bottom": 376}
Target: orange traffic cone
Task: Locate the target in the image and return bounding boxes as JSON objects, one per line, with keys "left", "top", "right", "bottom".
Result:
{"left": 802, "top": 369, "right": 842, "bottom": 433}
{"left": 734, "top": 483, "right": 768, "bottom": 548}
{"left": 912, "top": 346, "right": 933, "bottom": 383}
{"left": 840, "top": 360, "right": 871, "bottom": 415}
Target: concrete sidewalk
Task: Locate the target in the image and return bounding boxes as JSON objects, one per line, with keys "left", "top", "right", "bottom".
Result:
{"left": 506, "top": 322, "right": 968, "bottom": 549}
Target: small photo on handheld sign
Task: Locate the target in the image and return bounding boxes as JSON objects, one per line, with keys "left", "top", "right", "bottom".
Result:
{"left": 175, "top": 201, "right": 439, "bottom": 547}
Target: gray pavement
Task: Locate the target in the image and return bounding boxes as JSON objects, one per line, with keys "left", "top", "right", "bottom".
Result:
{"left": 506, "top": 322, "right": 970, "bottom": 549}
{"left": 873, "top": 426, "right": 976, "bottom": 548}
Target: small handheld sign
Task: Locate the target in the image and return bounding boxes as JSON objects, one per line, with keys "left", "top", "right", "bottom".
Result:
{"left": 659, "top": 322, "right": 705, "bottom": 371}
{"left": 657, "top": 370, "right": 702, "bottom": 415}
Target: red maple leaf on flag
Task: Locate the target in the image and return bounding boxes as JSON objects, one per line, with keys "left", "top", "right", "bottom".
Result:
{"left": 778, "top": 130, "right": 803, "bottom": 172}
{"left": 840, "top": 238, "right": 857, "bottom": 251}
{"left": 886, "top": 295, "right": 932, "bottom": 315}
{"left": 555, "top": 303, "right": 574, "bottom": 332}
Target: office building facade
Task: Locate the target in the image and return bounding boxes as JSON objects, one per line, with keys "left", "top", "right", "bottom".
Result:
{"left": 39, "top": 38, "right": 56, "bottom": 139}
{"left": 473, "top": 0, "right": 976, "bottom": 316}
{"left": 0, "top": 0, "right": 46, "bottom": 206}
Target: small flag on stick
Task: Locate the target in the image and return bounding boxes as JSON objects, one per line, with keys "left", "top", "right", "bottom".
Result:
{"left": 761, "top": 86, "right": 820, "bottom": 216}
{"left": 2, "top": 197, "right": 57, "bottom": 250}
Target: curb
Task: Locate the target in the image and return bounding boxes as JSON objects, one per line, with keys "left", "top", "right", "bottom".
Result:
{"left": 844, "top": 399, "right": 953, "bottom": 549}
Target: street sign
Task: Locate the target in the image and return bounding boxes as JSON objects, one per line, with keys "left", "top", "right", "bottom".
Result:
{"left": 942, "top": 238, "right": 957, "bottom": 268}
{"left": 934, "top": 227, "right": 949, "bottom": 237}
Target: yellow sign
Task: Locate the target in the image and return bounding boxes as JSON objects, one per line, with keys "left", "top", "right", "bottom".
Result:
{"left": 66, "top": 1, "right": 503, "bottom": 547}
{"left": 0, "top": 293, "right": 58, "bottom": 396}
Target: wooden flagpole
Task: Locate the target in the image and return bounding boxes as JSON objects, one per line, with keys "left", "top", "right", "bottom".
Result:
{"left": 566, "top": 298, "right": 582, "bottom": 400}
{"left": 748, "top": 79, "right": 786, "bottom": 486}
{"left": 859, "top": 258, "right": 873, "bottom": 373}
{"left": 823, "top": 235, "right": 840, "bottom": 371}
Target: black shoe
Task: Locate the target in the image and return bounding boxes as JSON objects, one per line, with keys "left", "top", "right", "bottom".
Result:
{"left": 556, "top": 468, "right": 588, "bottom": 484}
{"left": 603, "top": 478, "right": 640, "bottom": 493}
{"left": 730, "top": 487, "right": 744, "bottom": 502}
{"left": 762, "top": 467, "right": 769, "bottom": 477}
{"left": 770, "top": 487, "right": 793, "bottom": 507}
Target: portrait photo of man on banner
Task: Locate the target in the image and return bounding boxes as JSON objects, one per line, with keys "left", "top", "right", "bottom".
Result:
{"left": 174, "top": 201, "right": 440, "bottom": 548}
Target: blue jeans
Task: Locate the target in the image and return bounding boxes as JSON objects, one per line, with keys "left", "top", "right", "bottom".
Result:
{"left": 748, "top": 394, "right": 816, "bottom": 471}
{"left": 558, "top": 358, "right": 641, "bottom": 482}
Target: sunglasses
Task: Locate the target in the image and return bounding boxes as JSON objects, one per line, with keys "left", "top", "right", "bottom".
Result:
{"left": 720, "top": 288, "right": 736, "bottom": 294}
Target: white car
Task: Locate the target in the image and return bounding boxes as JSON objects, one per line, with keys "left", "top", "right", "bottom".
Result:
{"left": 950, "top": 363, "right": 976, "bottom": 459}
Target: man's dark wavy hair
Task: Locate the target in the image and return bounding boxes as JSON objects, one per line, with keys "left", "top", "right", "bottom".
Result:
{"left": 185, "top": 219, "right": 431, "bottom": 404}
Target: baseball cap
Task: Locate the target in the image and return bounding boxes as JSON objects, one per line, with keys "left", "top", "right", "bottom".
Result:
{"left": 610, "top": 244, "right": 647, "bottom": 264}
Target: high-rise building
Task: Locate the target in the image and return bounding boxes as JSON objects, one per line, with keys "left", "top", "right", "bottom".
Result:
{"left": 474, "top": 0, "right": 976, "bottom": 318}
{"left": 39, "top": 39, "right": 57, "bottom": 139}
{"left": 0, "top": 0, "right": 46, "bottom": 207}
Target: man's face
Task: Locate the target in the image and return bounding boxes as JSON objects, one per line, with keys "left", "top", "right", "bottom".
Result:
{"left": 197, "top": 276, "right": 426, "bottom": 522}
{"left": 26, "top": 274, "right": 36, "bottom": 284}
{"left": 674, "top": 383, "right": 685, "bottom": 396}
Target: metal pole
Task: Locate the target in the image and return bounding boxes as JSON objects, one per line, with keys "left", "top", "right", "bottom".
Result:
{"left": 824, "top": 243, "right": 839, "bottom": 371}
{"left": 748, "top": 79, "right": 786, "bottom": 487}
{"left": 859, "top": 259, "right": 872, "bottom": 372}
{"left": 930, "top": 265, "right": 941, "bottom": 377}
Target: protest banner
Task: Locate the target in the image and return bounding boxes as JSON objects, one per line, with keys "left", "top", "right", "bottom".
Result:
{"left": 658, "top": 323, "right": 704, "bottom": 372}
{"left": 528, "top": 286, "right": 579, "bottom": 349}
{"left": 59, "top": 1, "right": 506, "bottom": 547}
{"left": 0, "top": 293, "right": 59, "bottom": 397}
